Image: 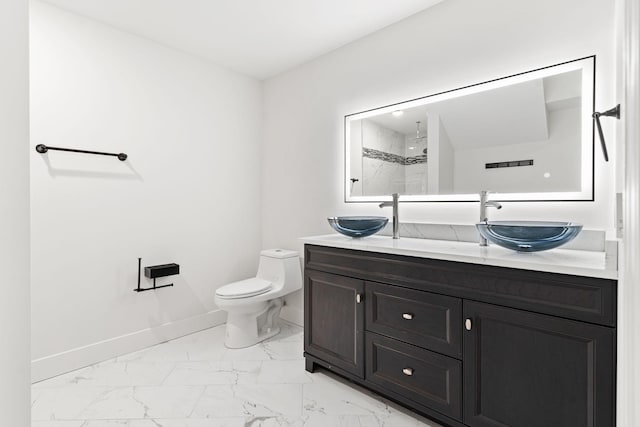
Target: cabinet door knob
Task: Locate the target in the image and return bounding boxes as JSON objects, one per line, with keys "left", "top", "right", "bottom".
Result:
{"left": 465, "top": 318, "right": 472, "bottom": 331}
{"left": 402, "top": 313, "right": 414, "bottom": 320}
{"left": 402, "top": 367, "right": 414, "bottom": 376}
{"left": 356, "top": 293, "right": 363, "bottom": 304}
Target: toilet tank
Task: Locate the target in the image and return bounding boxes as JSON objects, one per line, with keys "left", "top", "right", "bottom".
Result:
{"left": 256, "top": 249, "right": 302, "bottom": 292}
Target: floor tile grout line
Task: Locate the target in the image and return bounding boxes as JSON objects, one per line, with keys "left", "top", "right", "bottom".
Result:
{"left": 158, "top": 361, "right": 179, "bottom": 387}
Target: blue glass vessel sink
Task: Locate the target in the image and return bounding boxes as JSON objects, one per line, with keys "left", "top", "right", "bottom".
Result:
{"left": 328, "top": 216, "right": 389, "bottom": 238}
{"left": 476, "top": 221, "right": 583, "bottom": 252}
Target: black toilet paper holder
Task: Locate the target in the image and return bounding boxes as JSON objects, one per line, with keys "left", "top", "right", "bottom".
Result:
{"left": 134, "top": 258, "right": 179, "bottom": 292}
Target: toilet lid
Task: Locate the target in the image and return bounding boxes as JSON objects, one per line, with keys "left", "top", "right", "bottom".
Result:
{"left": 215, "top": 278, "right": 272, "bottom": 299}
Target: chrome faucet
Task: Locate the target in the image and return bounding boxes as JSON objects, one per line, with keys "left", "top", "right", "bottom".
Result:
{"left": 479, "top": 190, "right": 502, "bottom": 246}
{"left": 379, "top": 193, "right": 400, "bottom": 239}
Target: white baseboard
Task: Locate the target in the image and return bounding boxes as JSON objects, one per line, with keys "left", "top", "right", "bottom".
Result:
{"left": 280, "top": 305, "right": 303, "bottom": 326}
{"left": 32, "top": 309, "right": 227, "bottom": 383}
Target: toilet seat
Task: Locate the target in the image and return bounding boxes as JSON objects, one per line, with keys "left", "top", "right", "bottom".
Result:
{"left": 216, "top": 278, "right": 272, "bottom": 299}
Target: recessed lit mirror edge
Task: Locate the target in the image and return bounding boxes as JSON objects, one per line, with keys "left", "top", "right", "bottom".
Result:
{"left": 344, "top": 55, "right": 596, "bottom": 203}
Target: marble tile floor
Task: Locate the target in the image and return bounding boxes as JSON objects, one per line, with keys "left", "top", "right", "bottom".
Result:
{"left": 32, "top": 322, "right": 442, "bottom": 427}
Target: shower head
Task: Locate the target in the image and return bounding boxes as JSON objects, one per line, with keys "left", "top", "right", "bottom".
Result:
{"left": 408, "top": 121, "right": 428, "bottom": 152}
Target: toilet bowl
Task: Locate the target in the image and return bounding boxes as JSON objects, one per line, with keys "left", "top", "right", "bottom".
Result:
{"left": 215, "top": 249, "right": 302, "bottom": 348}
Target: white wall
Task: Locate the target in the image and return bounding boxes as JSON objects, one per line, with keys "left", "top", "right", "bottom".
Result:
{"left": 454, "top": 108, "right": 582, "bottom": 193}
{"left": 616, "top": 0, "right": 640, "bottom": 425}
{"left": 30, "top": 2, "right": 263, "bottom": 380}
{"left": 0, "top": 0, "right": 30, "bottom": 423}
{"left": 263, "top": 0, "right": 615, "bottom": 320}
{"left": 437, "top": 120, "right": 454, "bottom": 194}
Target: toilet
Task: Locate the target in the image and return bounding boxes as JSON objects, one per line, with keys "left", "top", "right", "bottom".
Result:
{"left": 215, "top": 249, "right": 302, "bottom": 348}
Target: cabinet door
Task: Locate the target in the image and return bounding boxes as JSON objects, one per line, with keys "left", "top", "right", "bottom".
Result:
{"left": 464, "top": 301, "right": 615, "bottom": 427}
{"left": 304, "top": 270, "right": 364, "bottom": 378}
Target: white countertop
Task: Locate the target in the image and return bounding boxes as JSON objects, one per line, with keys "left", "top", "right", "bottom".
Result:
{"left": 300, "top": 234, "right": 618, "bottom": 280}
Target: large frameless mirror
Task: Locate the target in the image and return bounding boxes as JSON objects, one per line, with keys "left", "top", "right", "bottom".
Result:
{"left": 345, "top": 56, "right": 595, "bottom": 202}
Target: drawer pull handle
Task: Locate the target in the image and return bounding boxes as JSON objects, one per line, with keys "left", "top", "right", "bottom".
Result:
{"left": 356, "top": 293, "right": 363, "bottom": 304}
{"left": 402, "top": 313, "right": 414, "bottom": 320}
{"left": 402, "top": 367, "right": 414, "bottom": 376}
{"left": 465, "top": 318, "right": 472, "bottom": 331}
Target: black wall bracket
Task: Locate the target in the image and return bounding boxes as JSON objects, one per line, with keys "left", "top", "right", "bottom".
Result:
{"left": 592, "top": 104, "right": 621, "bottom": 162}
{"left": 134, "top": 258, "right": 179, "bottom": 292}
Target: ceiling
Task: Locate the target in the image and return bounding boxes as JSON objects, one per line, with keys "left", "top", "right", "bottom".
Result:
{"left": 40, "top": 0, "right": 443, "bottom": 80}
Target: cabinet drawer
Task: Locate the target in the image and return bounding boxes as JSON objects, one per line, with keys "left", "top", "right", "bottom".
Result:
{"left": 366, "top": 282, "right": 462, "bottom": 358}
{"left": 366, "top": 332, "right": 462, "bottom": 421}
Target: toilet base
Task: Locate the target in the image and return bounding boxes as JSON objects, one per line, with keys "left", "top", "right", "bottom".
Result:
{"left": 224, "top": 298, "right": 284, "bottom": 348}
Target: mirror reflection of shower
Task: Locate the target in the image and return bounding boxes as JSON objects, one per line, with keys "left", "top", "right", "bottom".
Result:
{"left": 407, "top": 121, "right": 428, "bottom": 154}
{"left": 404, "top": 119, "right": 429, "bottom": 196}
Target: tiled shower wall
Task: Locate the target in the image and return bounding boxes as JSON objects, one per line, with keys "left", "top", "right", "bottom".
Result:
{"left": 360, "top": 119, "right": 429, "bottom": 196}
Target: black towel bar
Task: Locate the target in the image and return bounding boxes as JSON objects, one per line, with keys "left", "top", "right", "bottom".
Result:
{"left": 35, "top": 144, "right": 127, "bottom": 161}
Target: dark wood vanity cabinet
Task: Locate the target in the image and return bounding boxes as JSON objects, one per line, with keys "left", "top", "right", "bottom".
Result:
{"left": 303, "top": 244, "right": 617, "bottom": 427}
